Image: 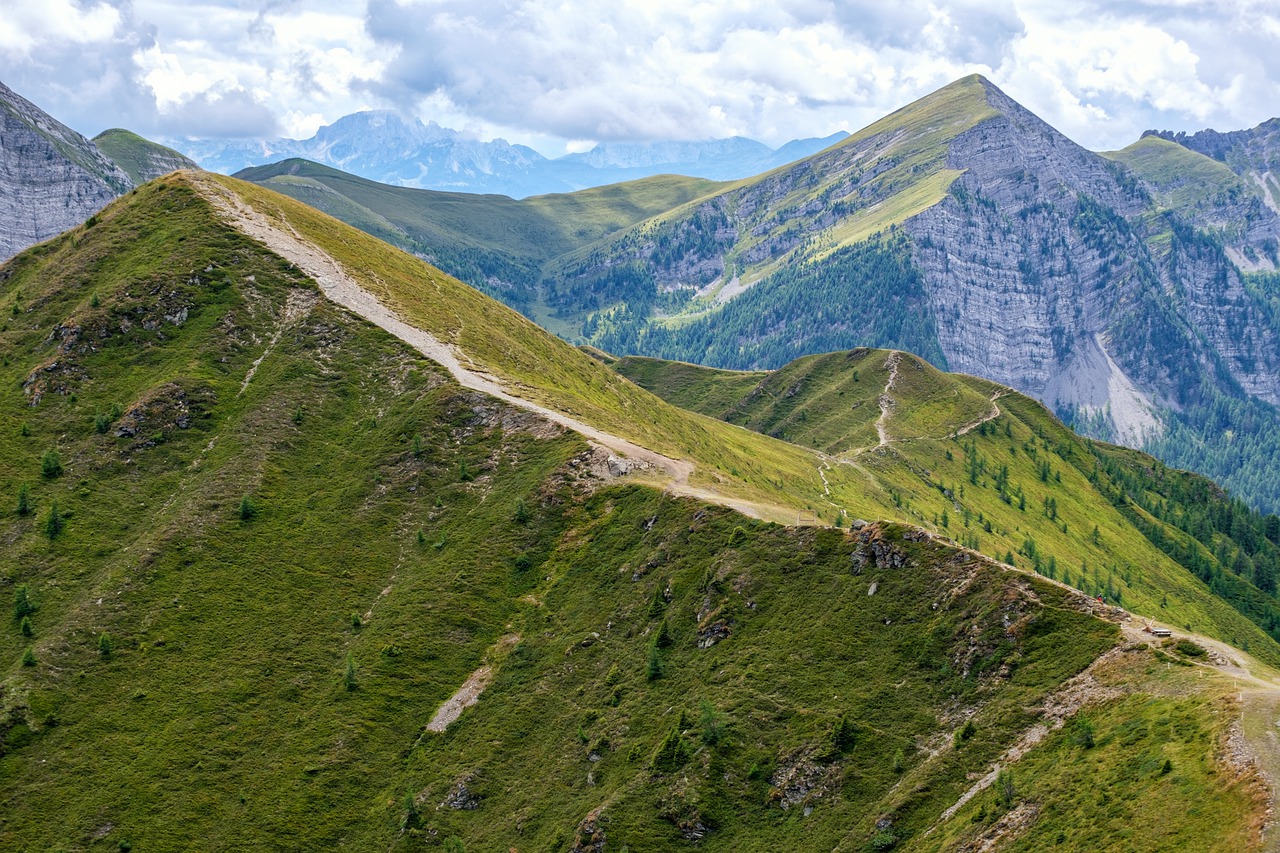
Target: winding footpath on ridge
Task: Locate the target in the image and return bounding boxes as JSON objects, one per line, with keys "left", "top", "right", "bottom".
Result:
{"left": 194, "top": 176, "right": 1280, "bottom": 809}
{"left": 188, "top": 173, "right": 797, "bottom": 522}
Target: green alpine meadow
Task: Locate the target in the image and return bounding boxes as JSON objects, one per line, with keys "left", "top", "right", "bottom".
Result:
{"left": 0, "top": 168, "right": 1276, "bottom": 851}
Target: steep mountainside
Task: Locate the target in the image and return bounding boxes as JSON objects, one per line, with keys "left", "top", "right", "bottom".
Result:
{"left": 91, "top": 128, "right": 198, "bottom": 185}
{"left": 562, "top": 77, "right": 1280, "bottom": 451}
{"left": 173, "top": 110, "right": 847, "bottom": 197}
{"left": 0, "top": 171, "right": 1273, "bottom": 852}
{"left": 233, "top": 158, "right": 726, "bottom": 314}
{"left": 1150, "top": 118, "right": 1280, "bottom": 216}
{"left": 234, "top": 77, "right": 1280, "bottom": 512}
{"left": 613, "top": 349, "right": 1280, "bottom": 658}
{"left": 0, "top": 80, "right": 132, "bottom": 262}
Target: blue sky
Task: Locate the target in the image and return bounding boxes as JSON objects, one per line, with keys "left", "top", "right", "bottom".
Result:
{"left": 1, "top": 0, "right": 1277, "bottom": 154}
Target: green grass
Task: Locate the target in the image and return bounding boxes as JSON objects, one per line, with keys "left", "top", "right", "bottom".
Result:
{"left": 203, "top": 172, "right": 898, "bottom": 524}
{"left": 91, "top": 128, "right": 197, "bottom": 186}
{"left": 0, "top": 172, "right": 1265, "bottom": 851}
{"left": 238, "top": 158, "right": 724, "bottom": 263}
{"left": 1103, "top": 136, "right": 1254, "bottom": 213}
{"left": 615, "top": 349, "right": 1280, "bottom": 665}
{"left": 921, "top": 652, "right": 1257, "bottom": 852}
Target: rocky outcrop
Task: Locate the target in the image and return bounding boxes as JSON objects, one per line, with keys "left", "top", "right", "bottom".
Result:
{"left": 0, "top": 79, "right": 133, "bottom": 261}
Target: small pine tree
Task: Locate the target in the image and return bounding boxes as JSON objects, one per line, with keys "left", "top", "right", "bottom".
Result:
{"left": 996, "top": 769, "right": 1016, "bottom": 808}
{"left": 351, "top": 612, "right": 362, "bottom": 629}
{"left": 292, "top": 406, "right": 304, "bottom": 425}
{"left": 98, "top": 632, "right": 114, "bottom": 658}
{"left": 941, "top": 508, "right": 949, "bottom": 528}
{"left": 20, "top": 615, "right": 33, "bottom": 637}
{"left": 344, "top": 652, "right": 357, "bottom": 691}
{"left": 238, "top": 496, "right": 256, "bottom": 521}
{"left": 892, "top": 747, "right": 905, "bottom": 773}
{"left": 830, "top": 714, "right": 858, "bottom": 753}
{"left": 654, "top": 619, "right": 673, "bottom": 649}
{"left": 699, "top": 700, "right": 725, "bottom": 746}
{"left": 41, "top": 449, "right": 62, "bottom": 479}
{"left": 44, "top": 500, "right": 64, "bottom": 539}
{"left": 458, "top": 460, "right": 473, "bottom": 482}
{"left": 645, "top": 641, "right": 663, "bottom": 681}
{"left": 16, "top": 482, "right": 31, "bottom": 516}
{"left": 94, "top": 413, "right": 110, "bottom": 434}
{"left": 1073, "top": 717, "right": 1095, "bottom": 749}
{"left": 416, "top": 527, "right": 426, "bottom": 545}
{"left": 514, "top": 498, "right": 531, "bottom": 524}
{"left": 411, "top": 434, "right": 423, "bottom": 457}
{"left": 651, "top": 727, "right": 690, "bottom": 773}
{"left": 647, "top": 585, "right": 667, "bottom": 619}
{"left": 13, "top": 584, "right": 36, "bottom": 620}
{"left": 21, "top": 646, "right": 36, "bottom": 667}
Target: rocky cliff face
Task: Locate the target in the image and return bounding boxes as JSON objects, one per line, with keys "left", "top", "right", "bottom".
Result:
{"left": 904, "top": 82, "right": 1280, "bottom": 442}
{"left": 0, "top": 80, "right": 133, "bottom": 262}
{"left": 551, "top": 77, "right": 1280, "bottom": 458}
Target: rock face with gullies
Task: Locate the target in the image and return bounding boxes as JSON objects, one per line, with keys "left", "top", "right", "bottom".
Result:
{"left": 553, "top": 75, "right": 1280, "bottom": 447}
{"left": 0, "top": 79, "right": 133, "bottom": 261}
{"left": 902, "top": 78, "right": 1280, "bottom": 443}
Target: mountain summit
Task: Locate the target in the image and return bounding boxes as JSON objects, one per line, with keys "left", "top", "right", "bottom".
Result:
{"left": 237, "top": 74, "right": 1280, "bottom": 511}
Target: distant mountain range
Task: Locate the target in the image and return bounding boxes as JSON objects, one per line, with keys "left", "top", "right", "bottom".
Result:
{"left": 165, "top": 111, "right": 849, "bottom": 197}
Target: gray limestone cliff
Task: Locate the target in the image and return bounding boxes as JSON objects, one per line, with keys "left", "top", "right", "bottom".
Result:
{"left": 546, "top": 76, "right": 1280, "bottom": 452}
{"left": 0, "top": 80, "right": 133, "bottom": 262}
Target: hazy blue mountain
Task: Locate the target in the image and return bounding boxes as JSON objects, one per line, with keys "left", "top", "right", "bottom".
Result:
{"left": 168, "top": 110, "right": 848, "bottom": 197}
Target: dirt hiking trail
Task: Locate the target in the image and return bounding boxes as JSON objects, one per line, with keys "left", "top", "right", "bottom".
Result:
{"left": 192, "top": 176, "right": 740, "bottom": 504}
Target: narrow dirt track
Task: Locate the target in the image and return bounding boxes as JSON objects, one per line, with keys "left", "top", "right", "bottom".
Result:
{"left": 189, "top": 175, "right": 794, "bottom": 521}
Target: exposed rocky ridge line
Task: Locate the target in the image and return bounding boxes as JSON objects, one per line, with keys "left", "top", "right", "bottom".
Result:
{"left": 0, "top": 80, "right": 133, "bottom": 261}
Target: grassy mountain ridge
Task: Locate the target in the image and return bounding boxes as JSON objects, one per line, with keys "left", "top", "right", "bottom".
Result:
{"left": 230, "top": 77, "right": 1280, "bottom": 521}
{"left": 91, "top": 129, "right": 198, "bottom": 186}
{"left": 233, "top": 158, "right": 725, "bottom": 317}
{"left": 614, "top": 349, "right": 1280, "bottom": 666}
{"left": 0, "top": 173, "right": 1271, "bottom": 850}
{"left": 197, "top": 171, "right": 905, "bottom": 526}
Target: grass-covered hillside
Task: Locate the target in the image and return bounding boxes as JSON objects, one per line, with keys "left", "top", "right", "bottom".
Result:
{"left": 0, "top": 174, "right": 1270, "bottom": 850}
{"left": 91, "top": 129, "right": 198, "bottom": 186}
{"left": 616, "top": 350, "right": 1280, "bottom": 666}
{"left": 234, "top": 158, "right": 724, "bottom": 324}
